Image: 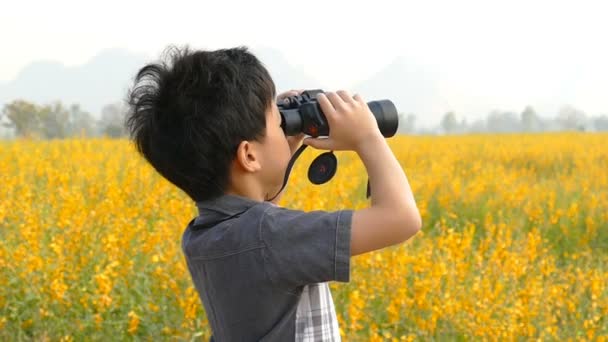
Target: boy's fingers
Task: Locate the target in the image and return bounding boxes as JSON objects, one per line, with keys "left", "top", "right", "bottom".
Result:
{"left": 336, "top": 90, "right": 354, "bottom": 104}
{"left": 325, "top": 92, "right": 347, "bottom": 111}
{"left": 304, "top": 137, "right": 332, "bottom": 150}
{"left": 277, "top": 91, "right": 297, "bottom": 101}
{"left": 353, "top": 93, "right": 365, "bottom": 104}
{"left": 316, "top": 93, "right": 337, "bottom": 121}
{"left": 277, "top": 89, "right": 303, "bottom": 101}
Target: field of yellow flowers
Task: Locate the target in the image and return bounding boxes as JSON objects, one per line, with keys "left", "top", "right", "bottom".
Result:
{"left": 1, "top": 133, "right": 607, "bottom": 341}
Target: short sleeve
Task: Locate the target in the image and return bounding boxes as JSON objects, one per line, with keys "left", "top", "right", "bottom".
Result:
{"left": 260, "top": 205, "right": 353, "bottom": 288}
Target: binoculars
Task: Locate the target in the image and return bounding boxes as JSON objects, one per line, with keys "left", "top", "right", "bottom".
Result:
{"left": 277, "top": 89, "right": 399, "bottom": 138}
{"left": 268, "top": 89, "right": 400, "bottom": 201}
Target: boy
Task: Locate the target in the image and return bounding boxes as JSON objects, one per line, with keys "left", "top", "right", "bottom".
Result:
{"left": 125, "top": 46, "right": 421, "bottom": 341}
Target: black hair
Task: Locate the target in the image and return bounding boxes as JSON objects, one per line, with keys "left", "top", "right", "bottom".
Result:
{"left": 125, "top": 45, "right": 276, "bottom": 202}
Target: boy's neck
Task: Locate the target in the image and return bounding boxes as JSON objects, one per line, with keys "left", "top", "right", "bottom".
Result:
{"left": 228, "top": 166, "right": 275, "bottom": 203}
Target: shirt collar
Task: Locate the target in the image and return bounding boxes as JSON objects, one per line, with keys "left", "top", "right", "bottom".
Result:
{"left": 196, "top": 193, "right": 264, "bottom": 217}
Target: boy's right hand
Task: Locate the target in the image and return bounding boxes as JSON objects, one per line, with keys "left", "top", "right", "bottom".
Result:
{"left": 303, "top": 90, "right": 383, "bottom": 152}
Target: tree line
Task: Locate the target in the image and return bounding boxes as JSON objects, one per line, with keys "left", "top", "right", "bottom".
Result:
{"left": 0, "top": 100, "right": 127, "bottom": 139}
{"left": 2, "top": 99, "right": 608, "bottom": 139}
{"left": 402, "top": 105, "right": 608, "bottom": 134}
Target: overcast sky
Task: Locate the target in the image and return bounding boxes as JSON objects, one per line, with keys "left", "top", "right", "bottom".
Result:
{"left": 1, "top": 0, "right": 607, "bottom": 122}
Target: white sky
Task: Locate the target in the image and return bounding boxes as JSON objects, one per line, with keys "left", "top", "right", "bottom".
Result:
{"left": 1, "top": 0, "right": 607, "bottom": 124}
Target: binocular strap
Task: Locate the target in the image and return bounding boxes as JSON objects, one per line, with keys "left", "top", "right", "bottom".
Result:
{"left": 265, "top": 144, "right": 372, "bottom": 202}
{"left": 266, "top": 144, "right": 309, "bottom": 202}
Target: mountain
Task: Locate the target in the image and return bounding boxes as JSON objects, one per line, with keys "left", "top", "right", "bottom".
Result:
{"left": 0, "top": 47, "right": 322, "bottom": 117}
{"left": 0, "top": 49, "right": 149, "bottom": 116}
{"left": 352, "top": 56, "right": 447, "bottom": 128}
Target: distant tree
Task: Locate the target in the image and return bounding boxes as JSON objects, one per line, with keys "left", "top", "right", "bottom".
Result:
{"left": 440, "top": 111, "right": 458, "bottom": 134}
{"left": 99, "top": 102, "right": 127, "bottom": 138}
{"left": 557, "top": 105, "right": 587, "bottom": 131}
{"left": 2, "top": 100, "right": 41, "bottom": 138}
{"left": 486, "top": 110, "right": 520, "bottom": 132}
{"left": 521, "top": 105, "right": 541, "bottom": 132}
{"left": 39, "top": 101, "right": 70, "bottom": 139}
{"left": 68, "top": 104, "right": 95, "bottom": 137}
{"left": 593, "top": 115, "right": 608, "bottom": 131}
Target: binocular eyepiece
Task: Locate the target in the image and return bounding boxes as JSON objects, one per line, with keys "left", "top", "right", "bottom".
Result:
{"left": 277, "top": 89, "right": 399, "bottom": 138}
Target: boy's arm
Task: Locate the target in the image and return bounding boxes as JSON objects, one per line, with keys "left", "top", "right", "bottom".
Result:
{"left": 271, "top": 89, "right": 420, "bottom": 259}
{"left": 350, "top": 133, "right": 421, "bottom": 256}
{"left": 303, "top": 91, "right": 422, "bottom": 257}
{"left": 261, "top": 205, "right": 352, "bottom": 286}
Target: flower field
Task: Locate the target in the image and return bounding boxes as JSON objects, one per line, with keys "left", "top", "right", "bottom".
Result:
{"left": 1, "top": 133, "right": 607, "bottom": 341}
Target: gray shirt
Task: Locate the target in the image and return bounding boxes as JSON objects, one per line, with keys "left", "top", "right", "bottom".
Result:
{"left": 181, "top": 193, "right": 353, "bottom": 341}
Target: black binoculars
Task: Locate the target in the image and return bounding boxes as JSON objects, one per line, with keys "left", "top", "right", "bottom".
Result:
{"left": 277, "top": 89, "right": 399, "bottom": 138}
{"left": 267, "top": 89, "right": 400, "bottom": 201}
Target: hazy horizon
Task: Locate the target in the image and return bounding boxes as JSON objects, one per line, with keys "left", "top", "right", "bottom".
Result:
{"left": 2, "top": 0, "right": 607, "bottom": 127}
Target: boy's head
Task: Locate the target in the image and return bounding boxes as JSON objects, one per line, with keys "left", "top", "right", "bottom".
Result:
{"left": 125, "top": 46, "right": 292, "bottom": 202}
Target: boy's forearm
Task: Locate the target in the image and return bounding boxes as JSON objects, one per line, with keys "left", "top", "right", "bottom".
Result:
{"left": 355, "top": 134, "right": 419, "bottom": 221}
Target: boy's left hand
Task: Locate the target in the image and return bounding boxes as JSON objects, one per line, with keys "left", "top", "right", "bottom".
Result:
{"left": 277, "top": 89, "right": 306, "bottom": 156}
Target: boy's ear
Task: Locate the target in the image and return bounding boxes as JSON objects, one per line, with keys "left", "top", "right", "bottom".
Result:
{"left": 235, "top": 140, "right": 262, "bottom": 173}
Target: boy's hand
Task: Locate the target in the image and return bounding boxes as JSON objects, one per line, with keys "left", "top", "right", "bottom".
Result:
{"left": 276, "top": 89, "right": 304, "bottom": 102}
{"left": 303, "top": 90, "right": 382, "bottom": 153}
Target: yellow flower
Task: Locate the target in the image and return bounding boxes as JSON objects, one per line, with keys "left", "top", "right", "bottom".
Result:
{"left": 127, "top": 310, "right": 140, "bottom": 334}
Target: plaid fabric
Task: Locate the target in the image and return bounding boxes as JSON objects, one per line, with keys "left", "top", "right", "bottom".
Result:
{"left": 295, "top": 282, "right": 341, "bottom": 341}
